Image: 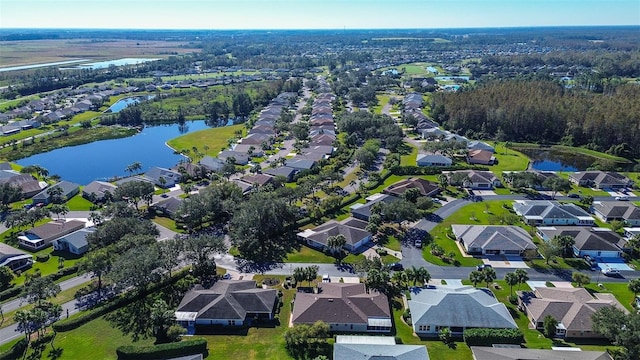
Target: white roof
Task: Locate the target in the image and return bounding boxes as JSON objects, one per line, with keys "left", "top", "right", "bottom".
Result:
{"left": 336, "top": 335, "right": 395, "bottom": 345}
{"left": 175, "top": 311, "right": 198, "bottom": 321}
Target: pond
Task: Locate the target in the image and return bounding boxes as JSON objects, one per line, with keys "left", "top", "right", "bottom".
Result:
{"left": 75, "top": 58, "right": 159, "bottom": 70}
{"left": 107, "top": 95, "right": 154, "bottom": 113}
{"left": 519, "top": 148, "right": 596, "bottom": 172}
{"left": 0, "top": 59, "right": 89, "bottom": 73}
{"left": 16, "top": 121, "right": 214, "bottom": 185}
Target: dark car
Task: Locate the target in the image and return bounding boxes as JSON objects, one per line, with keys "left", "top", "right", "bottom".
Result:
{"left": 476, "top": 264, "right": 493, "bottom": 271}
{"left": 567, "top": 193, "right": 581, "bottom": 199}
{"left": 389, "top": 263, "right": 404, "bottom": 271}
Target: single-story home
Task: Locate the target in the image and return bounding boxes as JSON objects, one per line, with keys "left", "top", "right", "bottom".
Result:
{"left": 536, "top": 226, "right": 627, "bottom": 258}
{"left": 199, "top": 156, "right": 226, "bottom": 172}
{"left": 218, "top": 150, "right": 249, "bottom": 165}
{"left": 18, "top": 219, "right": 86, "bottom": 251}
{"left": 32, "top": 180, "right": 80, "bottom": 205}
{"left": 513, "top": 200, "right": 595, "bottom": 226}
{"left": 466, "top": 150, "right": 496, "bottom": 165}
{"left": 334, "top": 336, "right": 429, "bottom": 360}
{"left": 51, "top": 227, "right": 95, "bottom": 255}
{"left": 232, "top": 144, "right": 264, "bottom": 157}
{"left": 446, "top": 170, "right": 502, "bottom": 189}
{"left": 0, "top": 243, "right": 33, "bottom": 271}
{"left": 175, "top": 280, "right": 277, "bottom": 335}
{"left": 383, "top": 178, "right": 440, "bottom": 198}
{"left": 286, "top": 159, "right": 317, "bottom": 172}
{"left": 239, "top": 174, "right": 274, "bottom": 187}
{"left": 518, "top": 287, "right": 627, "bottom": 338}
{"left": 143, "top": 167, "right": 182, "bottom": 188}
{"left": 351, "top": 194, "right": 399, "bottom": 221}
{"left": 152, "top": 196, "right": 184, "bottom": 219}
{"left": 0, "top": 173, "right": 47, "bottom": 198}
{"left": 467, "top": 141, "right": 495, "bottom": 153}
{"left": 263, "top": 166, "right": 296, "bottom": 182}
{"left": 409, "top": 285, "right": 517, "bottom": 337}
{"left": 291, "top": 283, "right": 392, "bottom": 333}
{"left": 471, "top": 347, "right": 611, "bottom": 360}
{"left": 82, "top": 181, "right": 117, "bottom": 202}
{"left": 623, "top": 227, "right": 640, "bottom": 239}
{"left": 592, "top": 201, "right": 640, "bottom": 226}
{"left": 297, "top": 217, "right": 371, "bottom": 253}
{"left": 569, "top": 171, "right": 633, "bottom": 189}
{"left": 416, "top": 153, "right": 452, "bottom": 167}
{"left": 451, "top": 225, "right": 536, "bottom": 255}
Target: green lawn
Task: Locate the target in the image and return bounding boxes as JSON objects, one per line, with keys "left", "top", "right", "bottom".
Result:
{"left": 12, "top": 249, "right": 82, "bottom": 286}
{"left": 150, "top": 215, "right": 185, "bottom": 233}
{"left": 65, "top": 193, "right": 94, "bottom": 211}
{"left": 491, "top": 145, "right": 530, "bottom": 174}
{"left": 373, "top": 94, "right": 390, "bottom": 114}
{"left": 583, "top": 282, "right": 636, "bottom": 311}
{"left": 166, "top": 124, "right": 245, "bottom": 158}
{"left": 425, "top": 201, "right": 519, "bottom": 267}
{"left": 285, "top": 245, "right": 336, "bottom": 263}
{"left": 400, "top": 143, "right": 418, "bottom": 166}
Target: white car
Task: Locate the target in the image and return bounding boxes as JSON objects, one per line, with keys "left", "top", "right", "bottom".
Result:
{"left": 615, "top": 195, "right": 629, "bottom": 201}
{"left": 601, "top": 267, "right": 620, "bottom": 276}
{"left": 322, "top": 274, "right": 331, "bottom": 283}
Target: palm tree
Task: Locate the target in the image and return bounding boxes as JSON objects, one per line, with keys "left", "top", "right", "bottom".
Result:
{"left": 469, "top": 271, "right": 484, "bottom": 287}
{"left": 414, "top": 266, "right": 431, "bottom": 286}
{"left": 553, "top": 235, "right": 575, "bottom": 258}
{"left": 405, "top": 266, "right": 417, "bottom": 286}
{"left": 504, "top": 272, "right": 519, "bottom": 296}
{"left": 437, "top": 173, "right": 449, "bottom": 189}
{"left": 292, "top": 267, "right": 305, "bottom": 287}
{"left": 483, "top": 268, "right": 497, "bottom": 288}
{"left": 326, "top": 234, "right": 347, "bottom": 255}
{"left": 391, "top": 271, "right": 408, "bottom": 290}
{"left": 515, "top": 268, "right": 529, "bottom": 290}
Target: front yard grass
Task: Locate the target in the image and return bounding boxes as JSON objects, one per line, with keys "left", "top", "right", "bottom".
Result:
{"left": 285, "top": 245, "right": 336, "bottom": 263}
{"left": 400, "top": 143, "right": 418, "bottom": 166}
{"left": 65, "top": 193, "right": 94, "bottom": 211}
{"left": 11, "top": 249, "right": 82, "bottom": 286}
{"left": 150, "top": 215, "right": 184, "bottom": 233}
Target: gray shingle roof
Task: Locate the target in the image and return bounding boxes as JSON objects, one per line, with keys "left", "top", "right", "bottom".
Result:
{"left": 334, "top": 344, "right": 429, "bottom": 360}
{"left": 471, "top": 347, "right": 611, "bottom": 360}
{"left": 451, "top": 225, "right": 536, "bottom": 252}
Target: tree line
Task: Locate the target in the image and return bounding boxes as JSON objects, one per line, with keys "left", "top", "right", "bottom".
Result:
{"left": 431, "top": 80, "right": 640, "bottom": 159}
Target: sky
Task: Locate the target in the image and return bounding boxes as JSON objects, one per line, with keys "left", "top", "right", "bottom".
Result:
{"left": 1, "top": 0, "right": 638, "bottom": 30}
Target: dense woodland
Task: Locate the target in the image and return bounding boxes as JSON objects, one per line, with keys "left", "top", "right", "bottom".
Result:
{"left": 431, "top": 80, "right": 640, "bottom": 159}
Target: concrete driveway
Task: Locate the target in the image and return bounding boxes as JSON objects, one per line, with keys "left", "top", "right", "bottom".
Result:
{"left": 481, "top": 255, "right": 529, "bottom": 268}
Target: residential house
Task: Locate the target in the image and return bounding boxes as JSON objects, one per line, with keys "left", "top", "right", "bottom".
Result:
{"left": 420, "top": 128, "right": 449, "bottom": 140}
{"left": 291, "top": 283, "right": 392, "bottom": 333}
{"left": 451, "top": 225, "right": 537, "bottom": 255}
{"left": 199, "top": 156, "right": 226, "bottom": 172}
{"left": 239, "top": 174, "right": 274, "bottom": 187}
{"left": 232, "top": 180, "right": 253, "bottom": 195}
{"left": 334, "top": 336, "right": 429, "bottom": 360}
{"left": 82, "top": 181, "right": 117, "bottom": 202}
{"left": 285, "top": 159, "right": 316, "bottom": 172}
{"left": 518, "top": 287, "right": 628, "bottom": 338}
{"left": 0, "top": 173, "right": 47, "bottom": 198}
{"left": 0, "top": 243, "right": 33, "bottom": 271}
{"left": 297, "top": 217, "right": 371, "bottom": 253}
{"left": 623, "top": 227, "right": 640, "bottom": 239}
{"left": 416, "top": 153, "right": 452, "bottom": 167}
{"left": 32, "top": 180, "right": 80, "bottom": 205}
{"left": 383, "top": 178, "right": 440, "bottom": 198}
{"left": 447, "top": 170, "right": 501, "bottom": 189}
{"left": 175, "top": 280, "right": 278, "bottom": 335}
{"left": 409, "top": 285, "right": 517, "bottom": 337}
{"left": 467, "top": 141, "right": 495, "bottom": 153}
{"left": 143, "top": 167, "right": 182, "bottom": 188}
{"left": 466, "top": 149, "right": 496, "bottom": 165}
{"left": 471, "top": 347, "right": 611, "bottom": 360}
{"left": 310, "top": 134, "right": 336, "bottom": 146}
{"left": 51, "top": 227, "right": 95, "bottom": 255}
{"left": 152, "top": 197, "right": 184, "bottom": 219}
{"left": 351, "top": 194, "right": 399, "bottom": 221}
{"left": 592, "top": 201, "right": 640, "bottom": 226}
{"left": 218, "top": 151, "right": 249, "bottom": 165}
{"left": 0, "top": 162, "right": 11, "bottom": 171}
{"left": 569, "top": 171, "right": 633, "bottom": 189}
{"left": 513, "top": 200, "right": 595, "bottom": 226}
{"left": 18, "top": 219, "right": 86, "bottom": 251}
{"left": 264, "top": 166, "right": 296, "bottom": 182}
{"left": 232, "top": 144, "right": 264, "bottom": 157}
{"left": 240, "top": 133, "right": 272, "bottom": 146}
{"left": 502, "top": 170, "right": 558, "bottom": 190}
{"left": 536, "top": 226, "right": 626, "bottom": 258}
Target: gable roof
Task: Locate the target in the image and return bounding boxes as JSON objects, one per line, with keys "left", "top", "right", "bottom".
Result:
{"left": 537, "top": 226, "right": 626, "bottom": 252}
{"left": 351, "top": 194, "right": 399, "bottom": 220}
{"left": 298, "top": 218, "right": 371, "bottom": 248}
{"left": 83, "top": 181, "right": 117, "bottom": 198}
{"left": 25, "top": 220, "right": 86, "bottom": 241}
{"left": 448, "top": 170, "right": 498, "bottom": 185}
{"left": 199, "top": 156, "right": 225, "bottom": 171}
{"left": 33, "top": 180, "right": 80, "bottom": 200}
{"left": 593, "top": 201, "right": 640, "bottom": 221}
{"left": 471, "top": 347, "right": 611, "bottom": 360}
{"left": 519, "top": 287, "right": 628, "bottom": 333}
{"left": 513, "top": 201, "right": 593, "bottom": 222}
{"left": 292, "top": 283, "right": 391, "bottom": 326}
{"left": 569, "top": 171, "right": 632, "bottom": 187}
{"left": 0, "top": 242, "right": 30, "bottom": 267}
{"left": 383, "top": 178, "right": 440, "bottom": 197}
{"left": 451, "top": 225, "right": 536, "bottom": 252}
{"left": 153, "top": 196, "right": 184, "bottom": 214}
{"left": 416, "top": 153, "right": 452, "bottom": 165}
{"left": 467, "top": 149, "right": 495, "bottom": 163}
{"left": 334, "top": 344, "right": 429, "bottom": 360}
{"left": 176, "top": 280, "right": 277, "bottom": 321}
{"left": 409, "top": 286, "right": 517, "bottom": 330}
{"left": 264, "top": 166, "right": 296, "bottom": 179}
{"left": 55, "top": 227, "right": 95, "bottom": 250}
{"left": 240, "top": 173, "right": 273, "bottom": 186}
{"left": 144, "top": 167, "right": 181, "bottom": 182}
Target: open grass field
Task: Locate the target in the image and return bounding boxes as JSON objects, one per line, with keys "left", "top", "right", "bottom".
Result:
{"left": 166, "top": 124, "right": 244, "bottom": 157}
{"left": 65, "top": 193, "right": 94, "bottom": 211}
{"left": 0, "top": 39, "right": 197, "bottom": 68}
{"left": 490, "top": 143, "right": 531, "bottom": 174}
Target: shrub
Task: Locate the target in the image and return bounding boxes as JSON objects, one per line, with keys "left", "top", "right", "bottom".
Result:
{"left": 36, "top": 253, "right": 50, "bottom": 262}
{"left": 463, "top": 328, "right": 524, "bottom": 346}
{"left": 0, "top": 338, "right": 27, "bottom": 360}
{"left": 116, "top": 339, "right": 207, "bottom": 360}
{"left": 0, "top": 286, "right": 22, "bottom": 301}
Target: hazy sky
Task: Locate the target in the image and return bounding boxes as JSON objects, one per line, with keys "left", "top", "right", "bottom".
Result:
{"left": 1, "top": 0, "right": 638, "bottom": 29}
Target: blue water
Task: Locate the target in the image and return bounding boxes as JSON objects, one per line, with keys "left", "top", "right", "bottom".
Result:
{"left": 107, "top": 96, "right": 153, "bottom": 113}
{"left": 530, "top": 159, "right": 578, "bottom": 172}
{"left": 435, "top": 76, "right": 470, "bottom": 81}
{"left": 16, "top": 121, "right": 212, "bottom": 185}
{"left": 78, "top": 58, "right": 159, "bottom": 70}
{"left": 426, "top": 66, "right": 438, "bottom": 73}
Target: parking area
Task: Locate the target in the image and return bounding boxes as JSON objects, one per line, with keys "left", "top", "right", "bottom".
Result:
{"left": 595, "top": 258, "right": 633, "bottom": 271}
{"left": 481, "top": 255, "right": 529, "bottom": 268}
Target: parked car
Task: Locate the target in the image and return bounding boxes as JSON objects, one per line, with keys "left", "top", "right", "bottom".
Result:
{"left": 476, "top": 264, "right": 493, "bottom": 271}
{"left": 388, "top": 263, "right": 404, "bottom": 271}
{"left": 221, "top": 273, "right": 232, "bottom": 280}
{"left": 414, "top": 239, "right": 422, "bottom": 248}
{"left": 615, "top": 195, "right": 629, "bottom": 201}
{"left": 567, "top": 193, "right": 581, "bottom": 199}
{"left": 601, "top": 267, "right": 620, "bottom": 277}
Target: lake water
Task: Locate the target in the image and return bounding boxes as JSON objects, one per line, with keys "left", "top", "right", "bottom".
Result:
{"left": 520, "top": 148, "right": 595, "bottom": 172}
{"left": 77, "top": 58, "right": 159, "bottom": 70}
{"left": 107, "top": 96, "right": 154, "bottom": 113}
{"left": 0, "top": 59, "right": 88, "bottom": 73}
{"left": 435, "top": 76, "right": 470, "bottom": 81}
{"left": 16, "top": 121, "right": 212, "bottom": 185}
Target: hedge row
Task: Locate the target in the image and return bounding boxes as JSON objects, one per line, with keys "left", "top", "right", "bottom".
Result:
{"left": 0, "top": 338, "right": 27, "bottom": 360}
{"left": 53, "top": 269, "right": 189, "bottom": 332}
{"left": 463, "top": 328, "right": 524, "bottom": 346}
{"left": 116, "top": 339, "right": 207, "bottom": 360}
{"left": 0, "top": 265, "right": 79, "bottom": 301}
{"left": 391, "top": 165, "right": 489, "bottom": 176}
